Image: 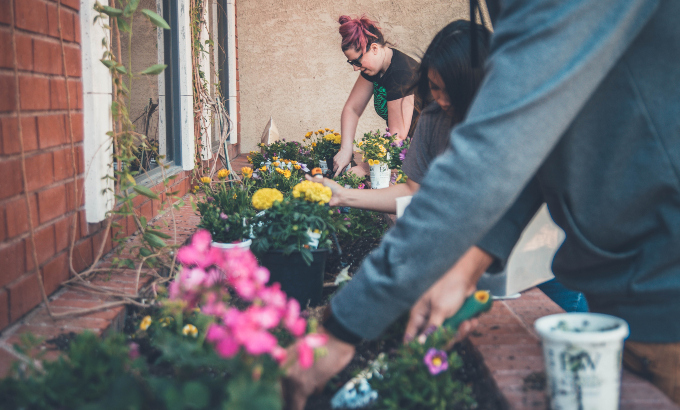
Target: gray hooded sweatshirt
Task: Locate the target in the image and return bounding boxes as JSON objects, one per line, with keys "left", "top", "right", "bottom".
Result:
{"left": 329, "top": 0, "right": 680, "bottom": 343}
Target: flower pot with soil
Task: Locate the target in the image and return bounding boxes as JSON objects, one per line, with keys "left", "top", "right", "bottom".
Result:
{"left": 196, "top": 172, "right": 256, "bottom": 247}
{"left": 535, "top": 313, "right": 630, "bottom": 410}
{"left": 250, "top": 182, "right": 343, "bottom": 306}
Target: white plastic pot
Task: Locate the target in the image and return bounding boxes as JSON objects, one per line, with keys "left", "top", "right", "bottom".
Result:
{"left": 534, "top": 313, "right": 629, "bottom": 410}
{"left": 211, "top": 239, "right": 252, "bottom": 250}
{"left": 369, "top": 162, "right": 390, "bottom": 189}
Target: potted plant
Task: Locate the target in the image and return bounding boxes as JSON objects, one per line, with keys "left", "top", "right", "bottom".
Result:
{"left": 251, "top": 156, "right": 308, "bottom": 194}
{"left": 249, "top": 181, "right": 342, "bottom": 307}
{"left": 196, "top": 169, "right": 255, "bottom": 249}
{"left": 356, "top": 129, "right": 392, "bottom": 189}
{"left": 306, "top": 128, "right": 342, "bottom": 174}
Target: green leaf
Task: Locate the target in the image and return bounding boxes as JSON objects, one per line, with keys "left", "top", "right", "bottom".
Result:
{"left": 101, "top": 59, "right": 116, "bottom": 69}
{"left": 133, "top": 185, "right": 160, "bottom": 200}
{"left": 100, "top": 6, "right": 123, "bottom": 17}
{"left": 123, "top": 0, "right": 140, "bottom": 17}
{"left": 182, "top": 382, "right": 210, "bottom": 409}
{"left": 125, "top": 173, "right": 136, "bottom": 185}
{"left": 144, "top": 232, "right": 166, "bottom": 248}
{"left": 115, "top": 65, "right": 127, "bottom": 74}
{"left": 139, "top": 248, "right": 152, "bottom": 257}
{"left": 146, "top": 229, "right": 171, "bottom": 239}
{"left": 139, "top": 64, "right": 167, "bottom": 76}
{"left": 117, "top": 18, "right": 131, "bottom": 33}
{"left": 140, "top": 216, "right": 147, "bottom": 227}
{"left": 141, "top": 9, "right": 170, "bottom": 29}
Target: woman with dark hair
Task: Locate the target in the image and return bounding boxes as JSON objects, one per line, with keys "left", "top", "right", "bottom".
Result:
{"left": 333, "top": 15, "right": 420, "bottom": 177}
{"left": 312, "top": 20, "right": 490, "bottom": 213}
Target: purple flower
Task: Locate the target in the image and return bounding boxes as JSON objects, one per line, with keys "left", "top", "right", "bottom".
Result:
{"left": 207, "top": 197, "right": 215, "bottom": 203}
{"left": 395, "top": 139, "right": 404, "bottom": 147}
{"left": 220, "top": 213, "right": 229, "bottom": 220}
{"left": 424, "top": 348, "right": 448, "bottom": 375}
{"left": 300, "top": 163, "right": 310, "bottom": 172}
{"left": 399, "top": 149, "right": 407, "bottom": 161}
{"left": 128, "top": 342, "right": 140, "bottom": 360}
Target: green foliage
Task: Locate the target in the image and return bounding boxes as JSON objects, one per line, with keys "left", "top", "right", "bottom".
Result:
{"left": 196, "top": 182, "right": 255, "bottom": 243}
{"left": 141, "top": 8, "right": 171, "bottom": 29}
{"left": 251, "top": 198, "right": 344, "bottom": 265}
{"left": 309, "top": 130, "right": 342, "bottom": 163}
{"left": 256, "top": 140, "right": 310, "bottom": 164}
{"left": 251, "top": 163, "right": 305, "bottom": 194}
{"left": 332, "top": 171, "right": 366, "bottom": 189}
{"left": 335, "top": 208, "right": 388, "bottom": 243}
{"left": 0, "top": 309, "right": 283, "bottom": 410}
{"left": 372, "top": 327, "right": 477, "bottom": 410}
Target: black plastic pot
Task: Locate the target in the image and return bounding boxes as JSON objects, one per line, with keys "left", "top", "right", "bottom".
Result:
{"left": 260, "top": 249, "right": 329, "bottom": 307}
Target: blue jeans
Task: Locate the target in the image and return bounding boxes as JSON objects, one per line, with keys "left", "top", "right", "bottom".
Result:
{"left": 537, "top": 279, "right": 589, "bottom": 312}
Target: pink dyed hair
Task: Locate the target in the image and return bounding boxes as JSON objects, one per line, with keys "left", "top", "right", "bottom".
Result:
{"left": 338, "top": 15, "right": 385, "bottom": 52}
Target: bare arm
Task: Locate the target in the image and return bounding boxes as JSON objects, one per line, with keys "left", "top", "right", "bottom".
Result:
{"left": 308, "top": 174, "right": 419, "bottom": 213}
{"left": 386, "top": 94, "right": 415, "bottom": 141}
{"left": 335, "top": 76, "right": 374, "bottom": 176}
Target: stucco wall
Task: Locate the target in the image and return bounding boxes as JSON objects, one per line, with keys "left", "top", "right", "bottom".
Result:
{"left": 238, "top": 0, "right": 473, "bottom": 153}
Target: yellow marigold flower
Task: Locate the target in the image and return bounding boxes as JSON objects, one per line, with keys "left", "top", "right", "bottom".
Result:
{"left": 259, "top": 166, "right": 267, "bottom": 172}
{"left": 273, "top": 156, "right": 278, "bottom": 161}
{"left": 378, "top": 152, "right": 385, "bottom": 157}
{"left": 312, "top": 142, "right": 317, "bottom": 147}
{"left": 140, "top": 316, "right": 152, "bottom": 330}
{"left": 333, "top": 135, "right": 342, "bottom": 144}
{"left": 247, "top": 156, "right": 253, "bottom": 164}
{"left": 200, "top": 176, "right": 211, "bottom": 184}
{"left": 292, "top": 161, "right": 297, "bottom": 164}
{"left": 292, "top": 181, "right": 332, "bottom": 204}
{"left": 252, "top": 188, "right": 283, "bottom": 210}
{"left": 275, "top": 167, "right": 284, "bottom": 174}
{"left": 182, "top": 324, "right": 198, "bottom": 337}
{"left": 294, "top": 164, "right": 301, "bottom": 170}
{"left": 325, "top": 128, "right": 330, "bottom": 131}
{"left": 305, "top": 131, "right": 312, "bottom": 138}
{"left": 217, "top": 169, "right": 230, "bottom": 180}
{"left": 356, "top": 141, "right": 363, "bottom": 147}
{"left": 317, "top": 129, "right": 324, "bottom": 134}
{"left": 272, "top": 161, "right": 280, "bottom": 167}
{"left": 330, "top": 129, "right": 335, "bottom": 133}
{"left": 241, "top": 167, "right": 253, "bottom": 178}
{"left": 283, "top": 169, "right": 291, "bottom": 178}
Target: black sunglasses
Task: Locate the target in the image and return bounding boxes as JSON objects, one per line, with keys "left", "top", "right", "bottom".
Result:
{"left": 347, "top": 50, "right": 365, "bottom": 67}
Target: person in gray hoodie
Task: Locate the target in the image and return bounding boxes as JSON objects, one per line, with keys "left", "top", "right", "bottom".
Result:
{"left": 283, "top": 0, "right": 680, "bottom": 408}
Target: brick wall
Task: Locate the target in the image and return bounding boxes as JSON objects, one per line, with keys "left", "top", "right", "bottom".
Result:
{"left": 0, "top": 0, "right": 196, "bottom": 332}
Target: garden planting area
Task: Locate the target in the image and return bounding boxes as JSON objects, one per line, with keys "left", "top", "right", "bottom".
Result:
{"left": 0, "top": 136, "right": 678, "bottom": 409}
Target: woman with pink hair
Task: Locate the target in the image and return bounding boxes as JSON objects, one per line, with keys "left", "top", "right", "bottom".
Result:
{"left": 333, "top": 15, "right": 420, "bottom": 177}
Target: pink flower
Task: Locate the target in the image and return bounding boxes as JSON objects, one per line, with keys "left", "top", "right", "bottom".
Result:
{"left": 177, "top": 229, "right": 222, "bottom": 268}
{"left": 357, "top": 183, "right": 365, "bottom": 190}
{"left": 243, "top": 330, "right": 278, "bottom": 355}
{"left": 284, "top": 299, "right": 307, "bottom": 336}
{"left": 297, "top": 333, "right": 328, "bottom": 369}
{"left": 249, "top": 306, "right": 282, "bottom": 329}
{"left": 271, "top": 345, "right": 288, "bottom": 365}
{"left": 423, "top": 348, "right": 448, "bottom": 375}
{"left": 215, "top": 337, "right": 240, "bottom": 358}
{"left": 258, "top": 283, "right": 287, "bottom": 310}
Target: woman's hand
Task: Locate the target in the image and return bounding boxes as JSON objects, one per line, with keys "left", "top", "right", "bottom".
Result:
{"left": 305, "top": 174, "right": 345, "bottom": 207}
{"left": 333, "top": 148, "right": 354, "bottom": 177}
{"left": 282, "top": 328, "right": 356, "bottom": 410}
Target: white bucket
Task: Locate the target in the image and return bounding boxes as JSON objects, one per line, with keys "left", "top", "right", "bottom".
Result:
{"left": 534, "top": 313, "right": 629, "bottom": 410}
{"left": 211, "top": 239, "right": 252, "bottom": 250}
{"left": 369, "top": 162, "right": 390, "bottom": 189}
{"left": 306, "top": 229, "right": 321, "bottom": 249}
